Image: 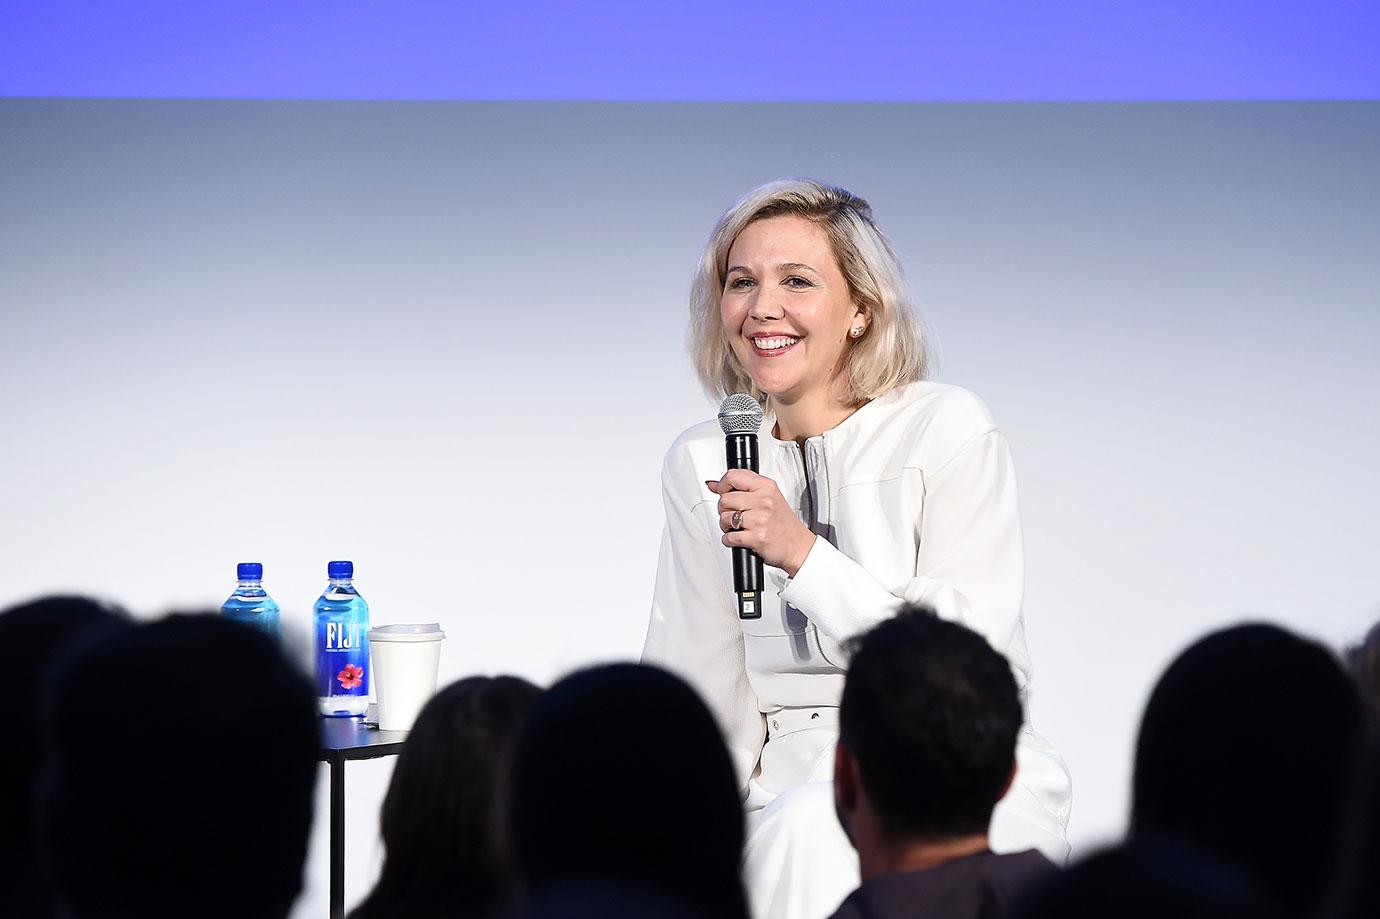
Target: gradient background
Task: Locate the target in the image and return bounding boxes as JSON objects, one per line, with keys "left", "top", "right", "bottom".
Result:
{"left": 3, "top": 20, "right": 1379, "bottom": 915}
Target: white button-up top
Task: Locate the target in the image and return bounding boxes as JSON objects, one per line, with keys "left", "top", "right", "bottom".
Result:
{"left": 643, "top": 381, "right": 1071, "bottom": 852}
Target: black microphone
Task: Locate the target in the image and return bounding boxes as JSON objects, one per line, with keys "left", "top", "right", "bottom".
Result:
{"left": 718, "top": 393, "right": 765, "bottom": 620}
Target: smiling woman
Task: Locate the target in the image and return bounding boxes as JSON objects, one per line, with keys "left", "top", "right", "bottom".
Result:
{"left": 720, "top": 216, "right": 872, "bottom": 442}
{"left": 644, "top": 178, "right": 1072, "bottom": 919}
{"left": 691, "top": 179, "right": 927, "bottom": 425}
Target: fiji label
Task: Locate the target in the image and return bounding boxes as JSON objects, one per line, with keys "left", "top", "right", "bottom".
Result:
{"left": 316, "top": 620, "right": 369, "bottom": 697}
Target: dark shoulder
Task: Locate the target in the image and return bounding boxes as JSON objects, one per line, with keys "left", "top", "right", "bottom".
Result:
{"left": 827, "top": 888, "right": 869, "bottom": 919}
{"left": 979, "top": 849, "right": 1058, "bottom": 887}
{"left": 975, "top": 850, "right": 1058, "bottom": 918}
{"left": 826, "top": 850, "right": 1056, "bottom": 919}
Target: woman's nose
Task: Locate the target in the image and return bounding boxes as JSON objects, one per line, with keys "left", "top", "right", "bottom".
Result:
{"left": 747, "top": 289, "right": 783, "bottom": 322}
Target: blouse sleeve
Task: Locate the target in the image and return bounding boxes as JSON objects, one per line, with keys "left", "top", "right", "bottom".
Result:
{"left": 779, "top": 428, "right": 1032, "bottom": 692}
{"left": 642, "top": 456, "right": 767, "bottom": 793}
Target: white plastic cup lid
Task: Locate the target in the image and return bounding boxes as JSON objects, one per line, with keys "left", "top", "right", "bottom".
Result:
{"left": 367, "top": 623, "right": 446, "bottom": 642}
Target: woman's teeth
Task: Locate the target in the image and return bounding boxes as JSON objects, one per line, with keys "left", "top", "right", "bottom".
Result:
{"left": 754, "top": 337, "right": 799, "bottom": 351}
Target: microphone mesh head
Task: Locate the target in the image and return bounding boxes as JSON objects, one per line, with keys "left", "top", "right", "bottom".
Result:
{"left": 718, "top": 393, "right": 764, "bottom": 435}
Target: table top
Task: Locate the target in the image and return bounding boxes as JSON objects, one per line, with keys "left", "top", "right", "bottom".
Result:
{"left": 317, "top": 716, "right": 408, "bottom": 763}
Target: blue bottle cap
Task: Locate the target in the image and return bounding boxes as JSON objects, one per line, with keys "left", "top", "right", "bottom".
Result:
{"left": 237, "top": 562, "right": 263, "bottom": 580}
{"left": 327, "top": 560, "right": 354, "bottom": 579}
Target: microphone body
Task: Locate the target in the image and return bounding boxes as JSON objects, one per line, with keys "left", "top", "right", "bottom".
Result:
{"left": 718, "top": 393, "right": 767, "bottom": 620}
{"left": 725, "top": 431, "right": 765, "bottom": 619}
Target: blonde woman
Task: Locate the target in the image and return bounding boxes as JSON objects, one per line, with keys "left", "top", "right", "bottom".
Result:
{"left": 643, "top": 179, "right": 1071, "bottom": 919}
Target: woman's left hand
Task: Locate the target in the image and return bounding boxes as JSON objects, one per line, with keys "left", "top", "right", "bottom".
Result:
{"left": 707, "top": 470, "right": 817, "bottom": 577}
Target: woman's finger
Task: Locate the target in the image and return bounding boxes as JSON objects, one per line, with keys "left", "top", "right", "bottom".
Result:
{"left": 719, "top": 509, "right": 753, "bottom": 533}
{"left": 718, "top": 468, "right": 766, "bottom": 493}
{"left": 721, "top": 529, "right": 758, "bottom": 550}
{"left": 715, "top": 490, "right": 753, "bottom": 514}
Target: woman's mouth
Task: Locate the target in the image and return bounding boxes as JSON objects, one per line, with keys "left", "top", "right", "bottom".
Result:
{"left": 749, "top": 335, "right": 801, "bottom": 357}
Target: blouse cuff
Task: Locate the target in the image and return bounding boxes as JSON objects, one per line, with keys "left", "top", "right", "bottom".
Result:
{"left": 779, "top": 536, "right": 903, "bottom": 645}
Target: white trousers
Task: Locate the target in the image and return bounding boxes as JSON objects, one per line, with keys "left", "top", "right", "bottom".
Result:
{"left": 741, "top": 708, "right": 1071, "bottom": 919}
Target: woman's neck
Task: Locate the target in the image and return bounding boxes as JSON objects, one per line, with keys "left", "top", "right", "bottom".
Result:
{"left": 772, "top": 386, "right": 863, "bottom": 443}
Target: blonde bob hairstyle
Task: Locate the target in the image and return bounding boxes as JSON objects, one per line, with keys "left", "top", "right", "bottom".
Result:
{"left": 690, "top": 178, "right": 928, "bottom": 404}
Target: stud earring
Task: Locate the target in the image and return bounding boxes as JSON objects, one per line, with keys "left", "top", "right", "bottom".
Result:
{"left": 850, "top": 326, "right": 864, "bottom": 338}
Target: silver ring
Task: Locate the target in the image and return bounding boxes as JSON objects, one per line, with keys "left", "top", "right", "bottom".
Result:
{"left": 731, "top": 510, "right": 744, "bottom": 530}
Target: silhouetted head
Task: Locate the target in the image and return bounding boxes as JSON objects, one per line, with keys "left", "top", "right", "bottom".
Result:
{"left": 510, "top": 663, "right": 747, "bottom": 919}
{"left": 838, "top": 604, "right": 1022, "bottom": 842}
{"left": 0, "top": 595, "right": 127, "bottom": 917}
{"left": 1011, "top": 837, "right": 1281, "bottom": 919}
{"left": 39, "top": 612, "right": 317, "bottom": 919}
{"left": 351, "top": 675, "right": 542, "bottom": 919}
{"left": 1132, "top": 622, "right": 1363, "bottom": 916}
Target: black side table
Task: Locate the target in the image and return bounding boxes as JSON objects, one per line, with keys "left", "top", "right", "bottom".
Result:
{"left": 317, "top": 718, "right": 408, "bottom": 919}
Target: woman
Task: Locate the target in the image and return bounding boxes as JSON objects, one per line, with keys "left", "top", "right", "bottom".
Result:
{"left": 349, "top": 675, "right": 542, "bottom": 919}
{"left": 643, "top": 178, "right": 1071, "bottom": 919}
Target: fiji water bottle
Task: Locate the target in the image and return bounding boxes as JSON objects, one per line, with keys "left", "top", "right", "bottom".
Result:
{"left": 315, "top": 559, "right": 370, "bottom": 717}
{"left": 220, "top": 562, "right": 281, "bottom": 640}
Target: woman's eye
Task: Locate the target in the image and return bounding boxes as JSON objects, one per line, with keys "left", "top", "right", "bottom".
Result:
{"left": 728, "top": 277, "right": 755, "bottom": 290}
{"left": 784, "top": 276, "right": 813, "bottom": 288}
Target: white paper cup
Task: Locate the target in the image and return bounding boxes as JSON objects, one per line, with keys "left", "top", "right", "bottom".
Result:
{"left": 367, "top": 623, "right": 446, "bottom": 732}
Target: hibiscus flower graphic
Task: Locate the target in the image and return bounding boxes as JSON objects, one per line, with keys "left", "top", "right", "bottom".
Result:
{"left": 337, "top": 663, "right": 364, "bottom": 690}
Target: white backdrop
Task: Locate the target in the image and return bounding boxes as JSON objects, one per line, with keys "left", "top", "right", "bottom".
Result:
{"left": 2, "top": 100, "right": 1378, "bottom": 917}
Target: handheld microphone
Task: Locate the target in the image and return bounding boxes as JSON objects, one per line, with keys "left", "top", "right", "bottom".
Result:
{"left": 718, "top": 393, "right": 765, "bottom": 620}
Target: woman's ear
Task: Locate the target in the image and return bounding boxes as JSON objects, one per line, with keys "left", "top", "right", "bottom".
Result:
{"left": 850, "top": 303, "right": 871, "bottom": 337}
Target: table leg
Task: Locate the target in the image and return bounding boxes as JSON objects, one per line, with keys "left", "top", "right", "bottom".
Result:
{"left": 330, "top": 757, "right": 345, "bottom": 919}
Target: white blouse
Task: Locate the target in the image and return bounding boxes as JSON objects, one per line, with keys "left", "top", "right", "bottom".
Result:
{"left": 643, "top": 381, "right": 1070, "bottom": 850}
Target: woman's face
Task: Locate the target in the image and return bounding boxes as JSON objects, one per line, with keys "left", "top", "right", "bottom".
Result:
{"left": 721, "top": 214, "right": 865, "bottom": 404}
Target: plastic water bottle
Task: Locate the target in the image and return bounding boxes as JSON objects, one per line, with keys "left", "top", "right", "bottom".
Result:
{"left": 315, "top": 559, "right": 371, "bottom": 717}
{"left": 220, "top": 562, "right": 282, "bottom": 640}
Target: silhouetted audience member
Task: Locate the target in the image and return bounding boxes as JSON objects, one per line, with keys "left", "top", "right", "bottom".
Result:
{"left": 518, "top": 882, "right": 719, "bottom": 919}
{"left": 1133, "top": 622, "right": 1364, "bottom": 916}
{"left": 829, "top": 605, "right": 1055, "bottom": 919}
{"left": 1345, "top": 619, "right": 1380, "bottom": 723}
{"left": 1011, "top": 837, "right": 1280, "bottom": 919}
{"left": 350, "top": 675, "right": 542, "bottom": 919}
{"left": 1337, "top": 750, "right": 1380, "bottom": 919}
{"left": 509, "top": 663, "right": 749, "bottom": 919}
{"left": 1328, "top": 623, "right": 1380, "bottom": 919}
{"left": 38, "top": 613, "right": 318, "bottom": 919}
{"left": 0, "top": 595, "right": 127, "bottom": 918}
